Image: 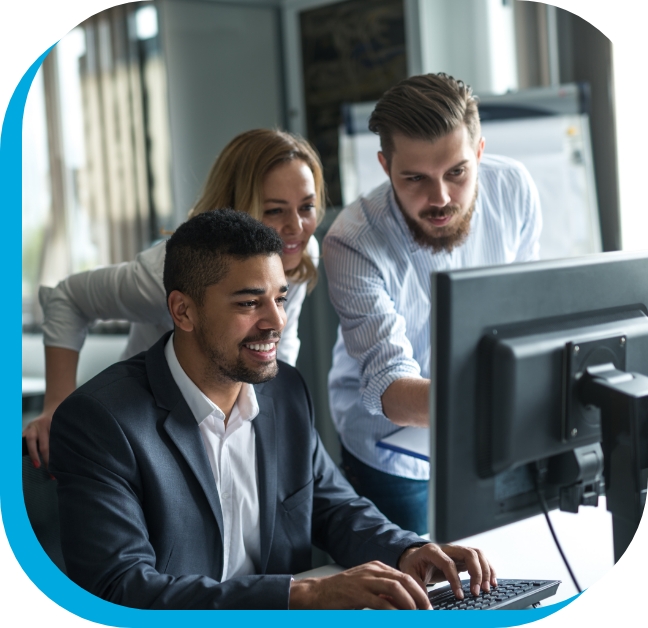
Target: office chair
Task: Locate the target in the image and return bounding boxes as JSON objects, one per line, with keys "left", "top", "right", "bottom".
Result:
{"left": 22, "top": 438, "right": 66, "bottom": 574}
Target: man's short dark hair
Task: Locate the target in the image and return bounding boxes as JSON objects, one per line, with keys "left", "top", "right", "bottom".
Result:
{"left": 368, "top": 72, "right": 481, "bottom": 163}
{"left": 163, "top": 209, "right": 284, "bottom": 304}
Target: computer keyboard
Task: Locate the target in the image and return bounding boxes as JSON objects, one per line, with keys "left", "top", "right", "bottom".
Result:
{"left": 428, "top": 578, "right": 561, "bottom": 610}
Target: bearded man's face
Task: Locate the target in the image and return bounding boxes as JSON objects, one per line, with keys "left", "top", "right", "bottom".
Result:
{"left": 379, "top": 126, "right": 484, "bottom": 252}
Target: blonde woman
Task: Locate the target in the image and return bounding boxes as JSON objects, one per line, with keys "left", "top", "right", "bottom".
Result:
{"left": 25, "top": 129, "right": 325, "bottom": 467}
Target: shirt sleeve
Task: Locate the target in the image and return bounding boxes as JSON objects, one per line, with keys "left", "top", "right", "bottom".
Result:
{"left": 277, "top": 236, "right": 319, "bottom": 366}
{"left": 323, "top": 232, "right": 422, "bottom": 417}
{"left": 40, "top": 242, "right": 170, "bottom": 352}
{"left": 513, "top": 163, "right": 543, "bottom": 262}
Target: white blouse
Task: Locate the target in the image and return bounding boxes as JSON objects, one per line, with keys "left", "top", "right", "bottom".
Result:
{"left": 39, "top": 236, "right": 319, "bottom": 366}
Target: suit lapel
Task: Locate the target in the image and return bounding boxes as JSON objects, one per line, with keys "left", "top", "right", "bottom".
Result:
{"left": 146, "top": 334, "right": 225, "bottom": 547}
{"left": 253, "top": 390, "right": 277, "bottom": 574}
{"left": 163, "top": 404, "right": 225, "bottom": 542}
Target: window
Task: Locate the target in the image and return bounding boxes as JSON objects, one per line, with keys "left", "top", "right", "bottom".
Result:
{"left": 21, "top": 2, "right": 172, "bottom": 329}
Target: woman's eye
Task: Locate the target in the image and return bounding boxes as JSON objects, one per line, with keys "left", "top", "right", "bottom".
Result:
{"left": 300, "top": 204, "right": 316, "bottom": 213}
{"left": 276, "top": 296, "right": 288, "bottom": 306}
{"left": 264, "top": 208, "right": 282, "bottom": 216}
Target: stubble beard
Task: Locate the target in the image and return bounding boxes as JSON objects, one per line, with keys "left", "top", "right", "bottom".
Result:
{"left": 396, "top": 183, "right": 479, "bottom": 254}
{"left": 195, "top": 321, "right": 280, "bottom": 385}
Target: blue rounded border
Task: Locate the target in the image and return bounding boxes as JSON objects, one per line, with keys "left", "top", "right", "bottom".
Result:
{"left": 1, "top": 48, "right": 576, "bottom": 627}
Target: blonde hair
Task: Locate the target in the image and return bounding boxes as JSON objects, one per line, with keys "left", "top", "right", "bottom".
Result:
{"left": 189, "top": 129, "right": 325, "bottom": 288}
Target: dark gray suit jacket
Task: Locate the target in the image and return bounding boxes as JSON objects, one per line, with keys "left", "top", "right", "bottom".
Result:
{"left": 50, "top": 333, "right": 424, "bottom": 609}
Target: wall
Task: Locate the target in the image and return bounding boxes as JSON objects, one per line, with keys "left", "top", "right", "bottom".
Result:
{"left": 158, "top": 0, "right": 285, "bottom": 223}
{"left": 415, "top": 0, "right": 518, "bottom": 94}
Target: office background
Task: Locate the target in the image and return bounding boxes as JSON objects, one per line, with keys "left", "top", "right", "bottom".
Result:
{"left": 22, "top": 0, "right": 628, "bottom": 464}
{"left": 8, "top": 0, "right": 648, "bottom": 625}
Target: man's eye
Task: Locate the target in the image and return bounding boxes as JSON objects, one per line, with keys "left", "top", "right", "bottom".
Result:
{"left": 238, "top": 301, "right": 257, "bottom": 308}
{"left": 449, "top": 168, "right": 465, "bottom": 177}
{"left": 407, "top": 175, "right": 423, "bottom": 182}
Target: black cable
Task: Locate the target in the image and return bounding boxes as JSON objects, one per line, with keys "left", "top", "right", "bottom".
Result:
{"left": 534, "top": 479, "right": 583, "bottom": 594}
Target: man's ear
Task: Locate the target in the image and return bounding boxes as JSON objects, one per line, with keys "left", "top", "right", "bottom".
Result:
{"left": 167, "top": 290, "right": 197, "bottom": 332}
{"left": 378, "top": 151, "right": 390, "bottom": 178}
{"left": 475, "top": 136, "right": 486, "bottom": 163}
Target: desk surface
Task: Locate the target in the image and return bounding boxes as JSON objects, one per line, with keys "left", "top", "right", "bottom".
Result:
{"left": 451, "top": 498, "right": 614, "bottom": 604}
{"left": 294, "top": 564, "right": 343, "bottom": 580}
{"left": 297, "top": 500, "right": 614, "bottom": 606}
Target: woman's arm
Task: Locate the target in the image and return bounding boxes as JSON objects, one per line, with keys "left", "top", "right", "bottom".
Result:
{"left": 29, "top": 243, "right": 169, "bottom": 467}
{"left": 39, "top": 243, "right": 168, "bottom": 353}
{"left": 23, "top": 346, "right": 79, "bottom": 468}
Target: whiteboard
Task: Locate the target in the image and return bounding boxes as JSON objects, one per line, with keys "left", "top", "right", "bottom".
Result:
{"left": 481, "top": 114, "right": 601, "bottom": 259}
{"left": 339, "top": 129, "right": 388, "bottom": 204}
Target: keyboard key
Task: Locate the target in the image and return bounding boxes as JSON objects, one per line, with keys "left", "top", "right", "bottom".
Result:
{"left": 428, "top": 578, "right": 560, "bottom": 610}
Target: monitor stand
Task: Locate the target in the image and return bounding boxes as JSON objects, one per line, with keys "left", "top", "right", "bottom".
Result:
{"left": 579, "top": 361, "right": 648, "bottom": 562}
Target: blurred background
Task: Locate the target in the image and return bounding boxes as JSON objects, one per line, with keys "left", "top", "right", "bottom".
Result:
{"left": 21, "top": 0, "right": 633, "bottom": 462}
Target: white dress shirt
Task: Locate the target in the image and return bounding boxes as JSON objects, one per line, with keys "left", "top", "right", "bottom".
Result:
{"left": 164, "top": 334, "right": 261, "bottom": 581}
{"left": 324, "top": 154, "right": 543, "bottom": 480}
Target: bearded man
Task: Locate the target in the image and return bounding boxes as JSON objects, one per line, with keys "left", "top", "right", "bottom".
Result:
{"left": 323, "top": 73, "right": 543, "bottom": 534}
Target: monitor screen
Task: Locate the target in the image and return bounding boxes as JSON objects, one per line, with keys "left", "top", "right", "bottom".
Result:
{"left": 429, "top": 250, "right": 648, "bottom": 560}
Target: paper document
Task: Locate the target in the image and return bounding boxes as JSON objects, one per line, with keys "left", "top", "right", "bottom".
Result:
{"left": 376, "top": 427, "right": 430, "bottom": 461}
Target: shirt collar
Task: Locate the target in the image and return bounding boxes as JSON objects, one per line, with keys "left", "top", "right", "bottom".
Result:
{"left": 164, "top": 334, "right": 259, "bottom": 425}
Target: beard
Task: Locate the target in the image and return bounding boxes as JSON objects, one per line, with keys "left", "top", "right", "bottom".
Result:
{"left": 195, "top": 321, "right": 281, "bottom": 385}
{"left": 396, "top": 183, "right": 478, "bottom": 253}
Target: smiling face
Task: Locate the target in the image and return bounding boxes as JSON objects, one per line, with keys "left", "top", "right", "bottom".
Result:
{"left": 260, "top": 159, "right": 318, "bottom": 272}
{"left": 189, "top": 254, "right": 288, "bottom": 385}
{"left": 379, "top": 126, "right": 485, "bottom": 253}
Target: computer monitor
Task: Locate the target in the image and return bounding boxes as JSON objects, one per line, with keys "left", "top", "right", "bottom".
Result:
{"left": 429, "top": 250, "right": 648, "bottom": 562}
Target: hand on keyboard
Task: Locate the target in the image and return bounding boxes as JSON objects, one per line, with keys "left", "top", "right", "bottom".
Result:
{"left": 398, "top": 543, "right": 497, "bottom": 600}
{"left": 288, "top": 543, "right": 497, "bottom": 609}
{"left": 289, "top": 560, "right": 433, "bottom": 609}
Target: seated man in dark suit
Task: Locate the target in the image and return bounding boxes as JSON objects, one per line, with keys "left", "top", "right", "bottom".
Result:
{"left": 49, "top": 209, "right": 496, "bottom": 610}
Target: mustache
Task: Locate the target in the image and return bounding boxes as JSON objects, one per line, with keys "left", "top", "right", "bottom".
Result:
{"left": 240, "top": 331, "right": 282, "bottom": 345}
{"left": 419, "top": 205, "right": 461, "bottom": 220}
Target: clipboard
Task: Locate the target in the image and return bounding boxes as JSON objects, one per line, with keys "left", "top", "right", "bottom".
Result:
{"left": 376, "top": 427, "right": 430, "bottom": 462}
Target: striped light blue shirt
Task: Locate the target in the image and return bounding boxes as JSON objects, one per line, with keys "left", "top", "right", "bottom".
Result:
{"left": 324, "top": 154, "right": 542, "bottom": 480}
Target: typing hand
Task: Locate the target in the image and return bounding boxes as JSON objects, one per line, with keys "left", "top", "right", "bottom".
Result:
{"left": 23, "top": 414, "right": 53, "bottom": 469}
{"left": 398, "top": 543, "right": 497, "bottom": 600}
{"left": 289, "top": 561, "right": 432, "bottom": 609}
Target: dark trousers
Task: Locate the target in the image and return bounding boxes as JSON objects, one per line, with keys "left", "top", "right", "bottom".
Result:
{"left": 341, "top": 445, "right": 428, "bottom": 535}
